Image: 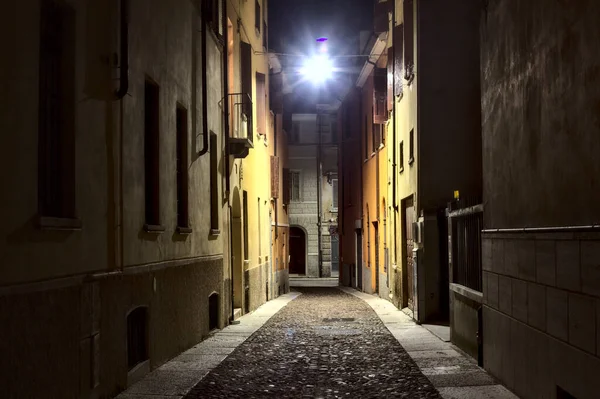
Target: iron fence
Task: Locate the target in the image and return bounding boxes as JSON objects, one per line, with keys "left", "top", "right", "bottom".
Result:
{"left": 448, "top": 203, "right": 484, "bottom": 292}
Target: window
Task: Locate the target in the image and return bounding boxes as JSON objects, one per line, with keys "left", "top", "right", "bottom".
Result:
{"left": 282, "top": 168, "right": 290, "bottom": 205}
{"left": 255, "top": 0, "right": 261, "bottom": 33}
{"left": 144, "top": 80, "right": 161, "bottom": 228}
{"left": 404, "top": 0, "right": 414, "bottom": 80}
{"left": 399, "top": 140, "right": 405, "bottom": 172}
{"left": 210, "top": 132, "right": 219, "bottom": 233}
{"left": 290, "top": 171, "right": 301, "bottom": 202}
{"left": 127, "top": 307, "right": 148, "bottom": 370}
{"left": 270, "top": 156, "right": 279, "bottom": 198}
{"left": 38, "top": 0, "right": 76, "bottom": 220}
{"left": 332, "top": 179, "right": 339, "bottom": 210}
{"left": 256, "top": 73, "right": 266, "bottom": 135}
{"left": 176, "top": 106, "right": 189, "bottom": 229}
{"left": 409, "top": 128, "right": 414, "bottom": 164}
{"left": 373, "top": 123, "right": 382, "bottom": 151}
{"left": 204, "top": 0, "right": 221, "bottom": 34}
{"left": 290, "top": 122, "right": 300, "bottom": 144}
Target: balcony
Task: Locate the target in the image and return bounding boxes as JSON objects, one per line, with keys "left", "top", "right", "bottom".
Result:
{"left": 228, "top": 93, "right": 253, "bottom": 158}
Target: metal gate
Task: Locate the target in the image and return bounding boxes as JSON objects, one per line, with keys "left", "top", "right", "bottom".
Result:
{"left": 448, "top": 204, "right": 484, "bottom": 292}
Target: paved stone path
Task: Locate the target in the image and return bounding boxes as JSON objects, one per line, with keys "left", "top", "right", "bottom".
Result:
{"left": 185, "top": 288, "right": 441, "bottom": 398}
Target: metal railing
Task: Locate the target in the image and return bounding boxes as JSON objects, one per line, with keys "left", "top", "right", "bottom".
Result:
{"left": 228, "top": 93, "right": 253, "bottom": 145}
{"left": 448, "top": 203, "right": 484, "bottom": 292}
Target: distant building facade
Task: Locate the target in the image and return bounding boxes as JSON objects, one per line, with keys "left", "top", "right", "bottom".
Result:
{"left": 287, "top": 111, "right": 339, "bottom": 278}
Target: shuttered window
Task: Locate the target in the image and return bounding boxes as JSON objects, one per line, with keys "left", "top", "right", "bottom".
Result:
{"left": 373, "top": 68, "right": 387, "bottom": 124}
{"left": 256, "top": 73, "right": 266, "bottom": 134}
{"left": 332, "top": 179, "right": 339, "bottom": 209}
{"left": 144, "top": 79, "right": 161, "bottom": 226}
{"left": 210, "top": 132, "right": 219, "bottom": 231}
{"left": 404, "top": 0, "right": 414, "bottom": 80}
{"left": 38, "top": 0, "right": 76, "bottom": 219}
{"left": 282, "top": 168, "right": 290, "bottom": 205}
{"left": 290, "top": 171, "right": 301, "bottom": 202}
{"left": 270, "top": 156, "right": 279, "bottom": 199}
{"left": 241, "top": 41, "right": 253, "bottom": 143}
{"left": 394, "top": 24, "right": 404, "bottom": 97}
{"left": 387, "top": 47, "right": 394, "bottom": 110}
{"left": 176, "top": 105, "right": 189, "bottom": 228}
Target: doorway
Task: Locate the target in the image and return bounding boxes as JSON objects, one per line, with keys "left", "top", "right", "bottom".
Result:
{"left": 289, "top": 226, "right": 306, "bottom": 275}
{"left": 402, "top": 196, "right": 415, "bottom": 310}
{"left": 231, "top": 190, "right": 244, "bottom": 310}
{"left": 356, "top": 229, "right": 363, "bottom": 290}
{"left": 374, "top": 221, "right": 380, "bottom": 295}
{"left": 331, "top": 234, "right": 339, "bottom": 277}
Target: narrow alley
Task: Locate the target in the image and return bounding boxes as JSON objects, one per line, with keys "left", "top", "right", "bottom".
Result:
{"left": 118, "top": 288, "right": 515, "bottom": 399}
{"left": 2, "top": 0, "right": 600, "bottom": 398}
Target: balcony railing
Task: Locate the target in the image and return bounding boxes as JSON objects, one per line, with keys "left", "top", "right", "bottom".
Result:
{"left": 228, "top": 93, "right": 253, "bottom": 158}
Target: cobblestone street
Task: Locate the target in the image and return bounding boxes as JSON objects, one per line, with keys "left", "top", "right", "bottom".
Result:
{"left": 185, "top": 288, "right": 440, "bottom": 398}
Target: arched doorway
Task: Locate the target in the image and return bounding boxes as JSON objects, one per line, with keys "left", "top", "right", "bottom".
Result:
{"left": 289, "top": 226, "right": 306, "bottom": 275}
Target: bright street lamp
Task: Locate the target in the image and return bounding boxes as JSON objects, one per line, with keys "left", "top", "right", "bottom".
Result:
{"left": 299, "top": 55, "right": 334, "bottom": 84}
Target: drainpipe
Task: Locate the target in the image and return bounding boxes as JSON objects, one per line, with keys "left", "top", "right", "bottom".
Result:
{"left": 392, "top": 0, "right": 399, "bottom": 289}
{"left": 220, "top": 0, "right": 236, "bottom": 324}
{"left": 197, "top": 0, "right": 210, "bottom": 157}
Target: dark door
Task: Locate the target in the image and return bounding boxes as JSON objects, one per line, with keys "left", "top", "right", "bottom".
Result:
{"left": 331, "top": 234, "right": 339, "bottom": 277}
{"left": 356, "top": 230, "right": 363, "bottom": 290}
{"left": 374, "top": 221, "right": 379, "bottom": 295}
{"left": 289, "top": 227, "right": 306, "bottom": 275}
{"left": 403, "top": 197, "right": 415, "bottom": 310}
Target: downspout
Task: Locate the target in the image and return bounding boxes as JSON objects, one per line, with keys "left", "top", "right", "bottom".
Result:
{"left": 392, "top": 0, "right": 398, "bottom": 285}
{"left": 197, "top": 0, "right": 210, "bottom": 157}
{"left": 220, "top": 0, "right": 235, "bottom": 324}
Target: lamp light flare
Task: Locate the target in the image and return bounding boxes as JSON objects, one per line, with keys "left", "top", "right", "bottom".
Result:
{"left": 299, "top": 55, "right": 334, "bottom": 84}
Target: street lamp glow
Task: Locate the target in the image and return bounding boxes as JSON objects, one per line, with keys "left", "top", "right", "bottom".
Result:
{"left": 300, "top": 55, "right": 334, "bottom": 84}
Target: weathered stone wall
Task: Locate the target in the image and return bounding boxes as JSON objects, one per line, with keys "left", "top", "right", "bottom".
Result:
{"left": 481, "top": 0, "right": 600, "bottom": 229}
{"left": 481, "top": 1, "right": 600, "bottom": 397}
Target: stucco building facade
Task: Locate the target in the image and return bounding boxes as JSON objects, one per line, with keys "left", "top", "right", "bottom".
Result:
{"left": 0, "top": 0, "right": 288, "bottom": 397}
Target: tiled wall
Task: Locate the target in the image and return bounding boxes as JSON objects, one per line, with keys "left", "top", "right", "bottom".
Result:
{"left": 482, "top": 232, "right": 600, "bottom": 398}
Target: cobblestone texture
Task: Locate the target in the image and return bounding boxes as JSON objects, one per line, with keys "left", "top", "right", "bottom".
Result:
{"left": 185, "top": 288, "right": 441, "bottom": 398}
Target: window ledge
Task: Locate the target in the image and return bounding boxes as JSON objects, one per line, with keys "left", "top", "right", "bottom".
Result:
{"left": 143, "top": 224, "right": 166, "bottom": 234}
{"left": 176, "top": 226, "right": 193, "bottom": 235}
{"left": 38, "top": 216, "right": 82, "bottom": 231}
{"left": 210, "top": 229, "right": 221, "bottom": 237}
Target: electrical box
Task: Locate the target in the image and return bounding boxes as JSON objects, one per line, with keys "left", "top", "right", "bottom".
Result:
{"left": 412, "top": 220, "right": 423, "bottom": 244}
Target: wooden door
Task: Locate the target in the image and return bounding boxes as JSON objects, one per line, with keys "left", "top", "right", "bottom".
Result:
{"left": 403, "top": 197, "right": 415, "bottom": 310}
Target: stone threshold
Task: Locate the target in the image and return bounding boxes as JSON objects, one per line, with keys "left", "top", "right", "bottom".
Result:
{"left": 115, "top": 291, "right": 301, "bottom": 399}
{"left": 339, "top": 287, "right": 520, "bottom": 399}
